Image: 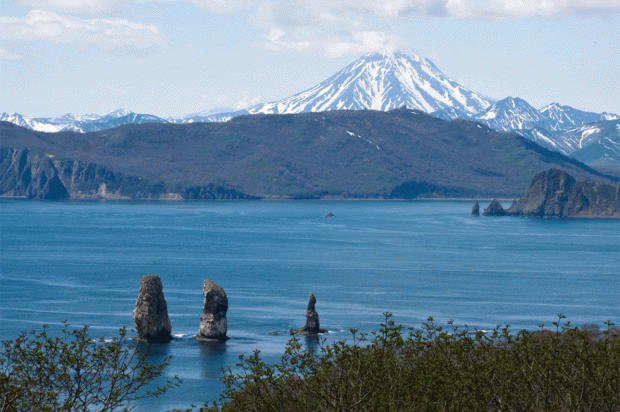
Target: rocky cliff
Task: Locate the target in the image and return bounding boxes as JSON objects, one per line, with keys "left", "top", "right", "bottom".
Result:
{"left": 0, "top": 147, "right": 257, "bottom": 200}
{"left": 506, "top": 169, "right": 620, "bottom": 218}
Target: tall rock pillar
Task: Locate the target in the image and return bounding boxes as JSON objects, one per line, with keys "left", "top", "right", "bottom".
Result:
{"left": 133, "top": 275, "right": 173, "bottom": 343}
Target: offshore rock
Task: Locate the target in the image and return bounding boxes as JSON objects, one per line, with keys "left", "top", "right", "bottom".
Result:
{"left": 196, "top": 280, "right": 229, "bottom": 341}
{"left": 483, "top": 199, "right": 506, "bottom": 216}
{"left": 296, "top": 293, "right": 327, "bottom": 336}
{"left": 507, "top": 169, "right": 620, "bottom": 218}
{"left": 471, "top": 201, "right": 480, "bottom": 216}
{"left": 133, "top": 275, "right": 172, "bottom": 343}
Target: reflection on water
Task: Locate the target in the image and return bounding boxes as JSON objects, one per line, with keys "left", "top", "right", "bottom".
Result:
{"left": 198, "top": 340, "right": 228, "bottom": 379}
{"left": 137, "top": 341, "right": 172, "bottom": 367}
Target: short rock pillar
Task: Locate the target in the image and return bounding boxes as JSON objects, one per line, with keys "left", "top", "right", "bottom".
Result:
{"left": 196, "top": 280, "right": 229, "bottom": 341}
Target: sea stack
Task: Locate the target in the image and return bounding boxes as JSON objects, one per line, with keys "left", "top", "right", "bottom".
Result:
{"left": 133, "top": 275, "right": 173, "bottom": 343}
{"left": 483, "top": 199, "right": 506, "bottom": 216}
{"left": 297, "top": 293, "right": 327, "bottom": 335}
{"left": 196, "top": 280, "right": 229, "bottom": 341}
{"left": 505, "top": 169, "right": 619, "bottom": 218}
{"left": 471, "top": 201, "right": 480, "bottom": 216}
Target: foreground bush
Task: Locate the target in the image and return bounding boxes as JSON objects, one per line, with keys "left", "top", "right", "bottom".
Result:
{"left": 0, "top": 322, "right": 180, "bottom": 412}
{"left": 207, "top": 314, "right": 620, "bottom": 412}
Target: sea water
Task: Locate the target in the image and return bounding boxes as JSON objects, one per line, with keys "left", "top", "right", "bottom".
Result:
{"left": 0, "top": 199, "right": 618, "bottom": 410}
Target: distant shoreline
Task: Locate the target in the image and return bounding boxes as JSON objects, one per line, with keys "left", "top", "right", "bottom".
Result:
{"left": 0, "top": 196, "right": 514, "bottom": 202}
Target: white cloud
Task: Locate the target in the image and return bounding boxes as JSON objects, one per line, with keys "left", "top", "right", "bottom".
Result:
{"left": 442, "top": 0, "right": 620, "bottom": 19}
{"left": 18, "top": 0, "right": 126, "bottom": 16}
{"left": 248, "top": 0, "right": 620, "bottom": 26}
{"left": 9, "top": 0, "right": 615, "bottom": 59}
{"left": 234, "top": 91, "right": 262, "bottom": 110}
{"left": 237, "top": 0, "right": 618, "bottom": 57}
{"left": 0, "top": 47, "right": 23, "bottom": 60}
{"left": 0, "top": 10, "right": 165, "bottom": 55}
{"left": 17, "top": 0, "right": 619, "bottom": 19}
{"left": 181, "top": 0, "right": 254, "bottom": 14}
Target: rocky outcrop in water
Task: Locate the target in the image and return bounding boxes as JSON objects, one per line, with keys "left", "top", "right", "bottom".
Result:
{"left": 507, "top": 169, "right": 620, "bottom": 218}
{"left": 471, "top": 202, "right": 480, "bottom": 216}
{"left": 133, "top": 275, "right": 173, "bottom": 343}
{"left": 483, "top": 199, "right": 506, "bottom": 216}
{"left": 196, "top": 280, "right": 229, "bottom": 341}
{"left": 296, "top": 293, "right": 327, "bottom": 336}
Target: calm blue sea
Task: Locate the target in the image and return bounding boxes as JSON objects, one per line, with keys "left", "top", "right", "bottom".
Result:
{"left": 0, "top": 199, "right": 618, "bottom": 410}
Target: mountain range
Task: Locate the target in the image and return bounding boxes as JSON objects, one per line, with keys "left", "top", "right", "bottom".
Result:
{"left": 0, "top": 109, "right": 168, "bottom": 133}
{"left": 2, "top": 51, "right": 618, "bottom": 165}
{"left": 2, "top": 108, "right": 617, "bottom": 201}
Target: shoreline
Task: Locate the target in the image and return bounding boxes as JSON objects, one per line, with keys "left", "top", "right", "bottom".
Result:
{"left": 0, "top": 195, "right": 514, "bottom": 202}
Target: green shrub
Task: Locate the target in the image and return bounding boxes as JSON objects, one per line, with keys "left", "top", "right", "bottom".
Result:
{"left": 0, "top": 321, "right": 180, "bottom": 412}
{"left": 206, "top": 314, "right": 620, "bottom": 412}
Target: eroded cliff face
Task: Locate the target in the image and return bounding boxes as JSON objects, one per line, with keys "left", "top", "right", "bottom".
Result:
{"left": 1, "top": 148, "right": 69, "bottom": 199}
{"left": 0, "top": 147, "right": 135, "bottom": 199}
{"left": 507, "top": 169, "right": 620, "bottom": 218}
{"left": 0, "top": 147, "right": 258, "bottom": 200}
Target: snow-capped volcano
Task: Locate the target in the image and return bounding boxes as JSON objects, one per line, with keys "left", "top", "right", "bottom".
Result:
{"left": 248, "top": 51, "right": 493, "bottom": 116}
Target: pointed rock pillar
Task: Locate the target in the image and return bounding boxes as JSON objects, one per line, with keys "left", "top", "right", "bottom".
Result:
{"left": 297, "top": 293, "right": 327, "bottom": 335}
{"left": 133, "top": 275, "right": 172, "bottom": 343}
{"left": 471, "top": 201, "right": 480, "bottom": 216}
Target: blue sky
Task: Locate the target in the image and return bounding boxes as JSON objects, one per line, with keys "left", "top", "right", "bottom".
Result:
{"left": 1, "top": 0, "right": 618, "bottom": 119}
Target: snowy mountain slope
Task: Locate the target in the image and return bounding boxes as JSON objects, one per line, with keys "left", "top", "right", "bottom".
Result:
{"left": 171, "top": 107, "right": 237, "bottom": 123}
{"left": 515, "top": 120, "right": 620, "bottom": 165}
{"left": 247, "top": 52, "right": 494, "bottom": 116}
{"left": 434, "top": 98, "right": 619, "bottom": 134}
{"left": 430, "top": 106, "right": 473, "bottom": 121}
{"left": 78, "top": 111, "right": 168, "bottom": 132}
{"left": 0, "top": 112, "right": 70, "bottom": 133}
{"left": 472, "top": 97, "right": 548, "bottom": 131}
{"left": 514, "top": 127, "right": 569, "bottom": 154}
{"left": 170, "top": 109, "right": 250, "bottom": 124}
{"left": 539, "top": 103, "right": 618, "bottom": 131}
{"left": 1, "top": 110, "right": 169, "bottom": 133}
{"left": 571, "top": 123, "right": 620, "bottom": 166}
{"left": 552, "top": 120, "right": 620, "bottom": 153}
